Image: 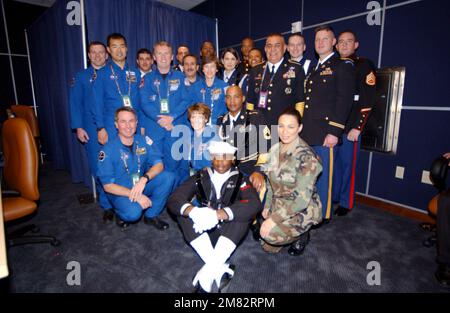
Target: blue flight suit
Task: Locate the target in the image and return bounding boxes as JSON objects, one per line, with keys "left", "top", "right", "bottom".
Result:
{"left": 139, "top": 68, "right": 191, "bottom": 187}
{"left": 92, "top": 61, "right": 142, "bottom": 136}
{"left": 97, "top": 134, "right": 175, "bottom": 222}
{"left": 190, "top": 77, "right": 228, "bottom": 126}
{"left": 69, "top": 66, "right": 111, "bottom": 210}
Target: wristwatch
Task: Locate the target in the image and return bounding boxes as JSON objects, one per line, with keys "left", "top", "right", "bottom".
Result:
{"left": 143, "top": 174, "right": 151, "bottom": 183}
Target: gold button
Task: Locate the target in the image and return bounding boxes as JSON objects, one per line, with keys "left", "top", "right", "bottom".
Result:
{"left": 360, "top": 120, "right": 363, "bottom": 123}
{"left": 268, "top": 107, "right": 271, "bottom": 111}
{"left": 270, "top": 84, "right": 273, "bottom": 87}
{"left": 306, "top": 97, "right": 310, "bottom": 100}
{"left": 323, "top": 79, "right": 327, "bottom": 83}
{"left": 325, "top": 117, "right": 329, "bottom": 120}
{"left": 269, "top": 91, "right": 272, "bottom": 95}
{"left": 268, "top": 99, "right": 271, "bottom": 103}
{"left": 310, "top": 81, "right": 313, "bottom": 84}
{"left": 308, "top": 89, "right": 312, "bottom": 92}
{"left": 305, "top": 105, "right": 309, "bottom": 109}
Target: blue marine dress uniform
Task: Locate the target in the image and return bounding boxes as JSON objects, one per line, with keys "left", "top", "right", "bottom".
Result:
{"left": 301, "top": 52, "right": 356, "bottom": 220}
{"left": 190, "top": 78, "right": 228, "bottom": 126}
{"left": 217, "top": 107, "right": 272, "bottom": 176}
{"left": 246, "top": 58, "right": 306, "bottom": 127}
{"left": 333, "top": 55, "right": 376, "bottom": 212}
{"left": 139, "top": 68, "right": 191, "bottom": 187}
{"left": 92, "top": 61, "right": 142, "bottom": 136}
{"left": 97, "top": 134, "right": 175, "bottom": 222}
{"left": 218, "top": 68, "right": 242, "bottom": 86}
{"left": 69, "top": 66, "right": 111, "bottom": 211}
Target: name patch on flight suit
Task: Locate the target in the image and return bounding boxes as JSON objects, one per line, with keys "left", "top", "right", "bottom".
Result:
{"left": 126, "top": 71, "right": 137, "bottom": 82}
{"left": 136, "top": 147, "right": 146, "bottom": 155}
{"left": 145, "top": 136, "right": 153, "bottom": 146}
{"left": 212, "top": 88, "right": 221, "bottom": 100}
{"left": 169, "top": 79, "right": 180, "bottom": 91}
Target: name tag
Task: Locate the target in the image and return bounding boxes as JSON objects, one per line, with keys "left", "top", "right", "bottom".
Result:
{"left": 169, "top": 80, "right": 180, "bottom": 91}
{"left": 160, "top": 98, "right": 169, "bottom": 113}
{"left": 131, "top": 173, "right": 140, "bottom": 186}
{"left": 354, "top": 94, "right": 360, "bottom": 101}
{"left": 258, "top": 91, "right": 268, "bottom": 109}
{"left": 122, "top": 95, "right": 132, "bottom": 107}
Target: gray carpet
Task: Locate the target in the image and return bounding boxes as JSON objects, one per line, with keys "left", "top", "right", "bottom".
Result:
{"left": 2, "top": 164, "right": 449, "bottom": 293}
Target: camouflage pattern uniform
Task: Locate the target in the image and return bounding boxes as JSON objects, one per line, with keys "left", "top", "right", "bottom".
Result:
{"left": 260, "top": 136, "right": 322, "bottom": 247}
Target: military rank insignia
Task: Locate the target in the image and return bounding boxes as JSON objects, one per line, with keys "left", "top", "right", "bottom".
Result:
{"left": 366, "top": 71, "right": 376, "bottom": 86}
{"left": 263, "top": 125, "right": 271, "bottom": 140}
{"left": 145, "top": 136, "right": 153, "bottom": 146}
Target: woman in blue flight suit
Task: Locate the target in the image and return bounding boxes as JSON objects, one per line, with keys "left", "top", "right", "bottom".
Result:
{"left": 97, "top": 107, "right": 175, "bottom": 229}
{"left": 190, "top": 56, "right": 228, "bottom": 126}
{"left": 218, "top": 48, "right": 243, "bottom": 86}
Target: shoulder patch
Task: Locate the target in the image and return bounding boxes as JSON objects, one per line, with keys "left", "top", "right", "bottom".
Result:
{"left": 98, "top": 151, "right": 106, "bottom": 161}
{"left": 145, "top": 136, "right": 153, "bottom": 146}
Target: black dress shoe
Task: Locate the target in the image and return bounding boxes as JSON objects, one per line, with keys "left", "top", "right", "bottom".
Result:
{"left": 288, "top": 231, "right": 310, "bottom": 256}
{"left": 249, "top": 222, "right": 260, "bottom": 241}
{"left": 144, "top": 216, "right": 169, "bottom": 230}
{"left": 103, "top": 210, "right": 115, "bottom": 223}
{"left": 435, "top": 264, "right": 450, "bottom": 288}
{"left": 334, "top": 206, "right": 350, "bottom": 216}
{"left": 115, "top": 216, "right": 129, "bottom": 230}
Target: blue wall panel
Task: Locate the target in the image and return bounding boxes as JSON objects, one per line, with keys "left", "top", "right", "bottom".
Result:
{"left": 190, "top": 0, "right": 450, "bottom": 212}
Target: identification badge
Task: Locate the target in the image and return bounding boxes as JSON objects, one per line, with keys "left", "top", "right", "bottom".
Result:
{"left": 131, "top": 173, "right": 140, "bottom": 186}
{"left": 258, "top": 91, "right": 268, "bottom": 108}
{"left": 122, "top": 95, "right": 132, "bottom": 107}
{"left": 160, "top": 98, "right": 169, "bottom": 113}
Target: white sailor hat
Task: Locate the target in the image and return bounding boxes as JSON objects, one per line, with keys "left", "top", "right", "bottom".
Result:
{"left": 207, "top": 141, "right": 237, "bottom": 155}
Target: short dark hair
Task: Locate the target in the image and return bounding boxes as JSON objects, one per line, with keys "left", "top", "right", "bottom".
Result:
{"left": 115, "top": 107, "right": 137, "bottom": 122}
{"left": 220, "top": 47, "right": 240, "bottom": 63}
{"left": 107, "top": 33, "right": 127, "bottom": 47}
{"left": 88, "top": 41, "right": 106, "bottom": 52}
{"left": 288, "top": 32, "right": 305, "bottom": 42}
{"left": 314, "top": 25, "right": 335, "bottom": 35}
{"left": 279, "top": 107, "right": 302, "bottom": 125}
{"left": 136, "top": 48, "right": 152, "bottom": 59}
{"left": 182, "top": 53, "right": 198, "bottom": 66}
{"left": 266, "top": 32, "right": 285, "bottom": 41}
{"left": 337, "top": 29, "right": 358, "bottom": 42}
{"left": 177, "top": 44, "right": 190, "bottom": 51}
{"left": 249, "top": 47, "right": 263, "bottom": 56}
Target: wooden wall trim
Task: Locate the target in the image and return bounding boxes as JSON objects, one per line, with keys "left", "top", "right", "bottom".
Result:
{"left": 355, "top": 194, "right": 435, "bottom": 223}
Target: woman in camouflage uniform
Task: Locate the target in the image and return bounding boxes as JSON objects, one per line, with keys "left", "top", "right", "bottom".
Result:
{"left": 259, "top": 107, "right": 323, "bottom": 255}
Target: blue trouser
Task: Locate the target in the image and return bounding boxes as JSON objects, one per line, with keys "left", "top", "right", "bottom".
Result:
{"left": 333, "top": 134, "right": 361, "bottom": 209}
{"left": 154, "top": 134, "right": 189, "bottom": 189}
{"left": 312, "top": 145, "right": 336, "bottom": 220}
{"left": 107, "top": 171, "right": 175, "bottom": 222}
{"left": 85, "top": 123, "right": 111, "bottom": 210}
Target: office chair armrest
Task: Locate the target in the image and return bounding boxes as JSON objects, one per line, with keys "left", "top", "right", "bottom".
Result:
{"left": 2, "top": 190, "right": 21, "bottom": 198}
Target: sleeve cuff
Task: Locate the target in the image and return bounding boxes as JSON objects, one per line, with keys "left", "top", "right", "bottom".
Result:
{"left": 180, "top": 203, "right": 192, "bottom": 215}
{"left": 223, "top": 207, "right": 234, "bottom": 221}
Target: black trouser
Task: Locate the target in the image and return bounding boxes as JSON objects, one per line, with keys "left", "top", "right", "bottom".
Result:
{"left": 437, "top": 189, "right": 450, "bottom": 265}
{"left": 177, "top": 216, "right": 249, "bottom": 246}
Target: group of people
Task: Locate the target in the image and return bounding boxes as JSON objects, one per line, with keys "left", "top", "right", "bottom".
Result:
{"left": 70, "top": 25, "right": 378, "bottom": 293}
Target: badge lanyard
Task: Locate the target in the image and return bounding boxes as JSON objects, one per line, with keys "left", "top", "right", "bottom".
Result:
{"left": 110, "top": 64, "right": 132, "bottom": 106}
{"left": 121, "top": 142, "right": 141, "bottom": 186}
{"left": 202, "top": 82, "right": 217, "bottom": 125}
{"left": 154, "top": 78, "right": 170, "bottom": 114}
{"left": 258, "top": 65, "right": 276, "bottom": 108}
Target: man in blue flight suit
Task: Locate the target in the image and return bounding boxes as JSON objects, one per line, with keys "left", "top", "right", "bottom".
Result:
{"left": 301, "top": 25, "right": 356, "bottom": 224}
{"left": 69, "top": 41, "right": 112, "bottom": 219}
{"left": 92, "top": 33, "right": 143, "bottom": 149}
{"left": 97, "top": 107, "right": 175, "bottom": 230}
{"left": 333, "top": 30, "right": 376, "bottom": 216}
{"left": 139, "top": 41, "right": 191, "bottom": 187}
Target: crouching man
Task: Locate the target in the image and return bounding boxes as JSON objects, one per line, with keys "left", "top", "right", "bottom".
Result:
{"left": 167, "top": 141, "right": 261, "bottom": 293}
{"left": 97, "top": 107, "right": 175, "bottom": 230}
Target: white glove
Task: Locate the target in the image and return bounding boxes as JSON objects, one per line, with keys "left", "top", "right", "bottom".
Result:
{"left": 213, "top": 263, "right": 234, "bottom": 289}
{"left": 192, "top": 263, "right": 215, "bottom": 292}
{"left": 194, "top": 207, "right": 219, "bottom": 233}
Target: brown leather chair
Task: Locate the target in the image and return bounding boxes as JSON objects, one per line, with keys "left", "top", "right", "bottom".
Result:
{"left": 1, "top": 117, "right": 59, "bottom": 247}
{"left": 9, "top": 105, "right": 43, "bottom": 163}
